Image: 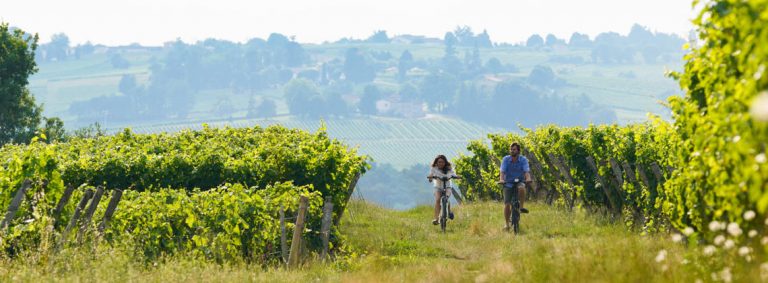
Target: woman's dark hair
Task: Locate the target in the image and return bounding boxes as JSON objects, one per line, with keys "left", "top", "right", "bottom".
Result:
{"left": 431, "top": 154, "right": 452, "bottom": 173}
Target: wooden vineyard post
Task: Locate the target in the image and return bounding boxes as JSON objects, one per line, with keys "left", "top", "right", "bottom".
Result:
{"left": 547, "top": 153, "right": 574, "bottom": 210}
{"left": 650, "top": 162, "right": 665, "bottom": 187}
{"left": 53, "top": 184, "right": 77, "bottom": 220}
{"left": 585, "top": 157, "right": 619, "bottom": 216}
{"left": 77, "top": 186, "right": 105, "bottom": 243}
{"left": 60, "top": 188, "right": 94, "bottom": 246}
{"left": 621, "top": 162, "right": 639, "bottom": 186}
{"left": 320, "top": 197, "right": 334, "bottom": 261}
{"left": 607, "top": 159, "right": 626, "bottom": 210}
{"left": 636, "top": 165, "right": 652, "bottom": 189}
{"left": 537, "top": 151, "right": 558, "bottom": 205}
{"left": 491, "top": 155, "right": 501, "bottom": 167}
{"left": 288, "top": 196, "right": 309, "bottom": 268}
{"left": 1, "top": 180, "right": 32, "bottom": 230}
{"left": 279, "top": 205, "right": 288, "bottom": 264}
{"left": 557, "top": 155, "right": 583, "bottom": 211}
{"left": 450, "top": 187, "right": 463, "bottom": 205}
{"left": 335, "top": 172, "right": 361, "bottom": 226}
{"left": 457, "top": 184, "right": 469, "bottom": 203}
{"left": 621, "top": 162, "right": 646, "bottom": 228}
{"left": 488, "top": 155, "right": 506, "bottom": 201}
{"left": 98, "top": 189, "right": 124, "bottom": 234}
{"left": 522, "top": 148, "right": 545, "bottom": 201}
{"left": 472, "top": 167, "right": 484, "bottom": 201}
{"left": 31, "top": 180, "right": 48, "bottom": 218}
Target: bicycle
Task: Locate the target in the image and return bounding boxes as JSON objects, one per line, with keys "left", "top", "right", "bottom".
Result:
{"left": 428, "top": 175, "right": 459, "bottom": 233}
{"left": 499, "top": 179, "right": 524, "bottom": 234}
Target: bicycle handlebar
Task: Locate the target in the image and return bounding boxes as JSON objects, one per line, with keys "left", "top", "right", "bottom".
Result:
{"left": 498, "top": 178, "right": 531, "bottom": 185}
{"left": 427, "top": 176, "right": 461, "bottom": 181}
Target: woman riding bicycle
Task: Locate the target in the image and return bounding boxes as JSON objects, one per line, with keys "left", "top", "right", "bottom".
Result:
{"left": 427, "top": 155, "right": 460, "bottom": 225}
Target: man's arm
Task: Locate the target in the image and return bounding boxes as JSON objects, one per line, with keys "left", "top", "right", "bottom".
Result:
{"left": 523, "top": 157, "right": 532, "bottom": 183}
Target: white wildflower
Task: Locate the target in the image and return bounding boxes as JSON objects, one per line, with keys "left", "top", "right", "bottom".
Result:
{"left": 751, "top": 92, "right": 768, "bottom": 122}
{"left": 749, "top": 230, "right": 758, "bottom": 238}
{"left": 744, "top": 210, "right": 757, "bottom": 221}
{"left": 739, "top": 246, "right": 752, "bottom": 256}
{"left": 683, "top": 227, "right": 695, "bottom": 236}
{"left": 714, "top": 235, "right": 726, "bottom": 245}
{"left": 724, "top": 239, "right": 735, "bottom": 249}
{"left": 727, "top": 222, "right": 742, "bottom": 236}
{"left": 655, "top": 250, "right": 667, "bottom": 262}
{"left": 710, "top": 221, "right": 723, "bottom": 231}
{"left": 672, "top": 234, "right": 683, "bottom": 243}
{"left": 754, "top": 65, "right": 765, "bottom": 80}
{"left": 720, "top": 267, "right": 733, "bottom": 283}
{"left": 703, "top": 245, "right": 716, "bottom": 256}
{"left": 692, "top": 151, "right": 701, "bottom": 157}
{"left": 733, "top": 135, "right": 741, "bottom": 143}
{"left": 757, "top": 153, "right": 767, "bottom": 164}
{"left": 762, "top": 237, "right": 768, "bottom": 245}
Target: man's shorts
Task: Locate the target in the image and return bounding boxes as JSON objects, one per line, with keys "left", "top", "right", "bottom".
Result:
{"left": 503, "top": 182, "right": 526, "bottom": 204}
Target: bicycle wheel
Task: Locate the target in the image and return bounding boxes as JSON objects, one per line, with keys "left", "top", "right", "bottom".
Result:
{"left": 511, "top": 202, "right": 520, "bottom": 234}
{"left": 440, "top": 197, "right": 448, "bottom": 232}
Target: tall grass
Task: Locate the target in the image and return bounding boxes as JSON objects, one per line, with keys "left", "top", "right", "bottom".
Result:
{"left": 0, "top": 201, "right": 763, "bottom": 282}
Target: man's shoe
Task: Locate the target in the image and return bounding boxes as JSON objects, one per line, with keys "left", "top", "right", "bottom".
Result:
{"left": 503, "top": 225, "right": 510, "bottom": 232}
{"left": 520, "top": 208, "right": 529, "bottom": 214}
{"left": 432, "top": 219, "right": 439, "bottom": 225}
{"left": 448, "top": 212, "right": 455, "bottom": 220}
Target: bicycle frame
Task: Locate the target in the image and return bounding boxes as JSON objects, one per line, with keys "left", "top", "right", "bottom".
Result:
{"left": 438, "top": 186, "right": 449, "bottom": 232}
{"left": 503, "top": 180, "right": 523, "bottom": 234}
{"left": 429, "top": 175, "right": 457, "bottom": 233}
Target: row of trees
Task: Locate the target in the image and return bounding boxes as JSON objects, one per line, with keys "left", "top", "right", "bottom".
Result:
{"left": 70, "top": 34, "right": 308, "bottom": 123}
{"left": 340, "top": 24, "right": 684, "bottom": 66}
{"left": 525, "top": 24, "right": 686, "bottom": 64}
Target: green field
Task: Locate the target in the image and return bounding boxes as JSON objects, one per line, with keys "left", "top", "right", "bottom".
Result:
{"left": 29, "top": 42, "right": 681, "bottom": 129}
{"left": 2, "top": 201, "right": 759, "bottom": 282}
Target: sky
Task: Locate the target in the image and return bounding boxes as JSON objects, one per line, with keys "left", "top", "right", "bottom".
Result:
{"left": 2, "top": 0, "right": 698, "bottom": 46}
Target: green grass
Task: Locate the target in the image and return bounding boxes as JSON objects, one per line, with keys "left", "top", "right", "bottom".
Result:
{"left": 2, "top": 201, "right": 762, "bottom": 282}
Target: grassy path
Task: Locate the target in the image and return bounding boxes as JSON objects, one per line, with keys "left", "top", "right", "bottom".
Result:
{"left": 333, "top": 201, "right": 694, "bottom": 282}
{"left": 1, "top": 201, "right": 762, "bottom": 282}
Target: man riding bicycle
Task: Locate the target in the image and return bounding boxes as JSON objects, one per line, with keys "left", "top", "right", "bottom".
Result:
{"left": 499, "top": 143, "right": 532, "bottom": 231}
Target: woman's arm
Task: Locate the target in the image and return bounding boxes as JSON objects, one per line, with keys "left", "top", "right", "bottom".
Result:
{"left": 427, "top": 167, "right": 435, "bottom": 182}
{"left": 449, "top": 168, "right": 461, "bottom": 179}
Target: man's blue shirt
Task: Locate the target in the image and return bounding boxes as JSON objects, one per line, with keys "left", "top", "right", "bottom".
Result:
{"left": 501, "top": 155, "right": 530, "bottom": 184}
